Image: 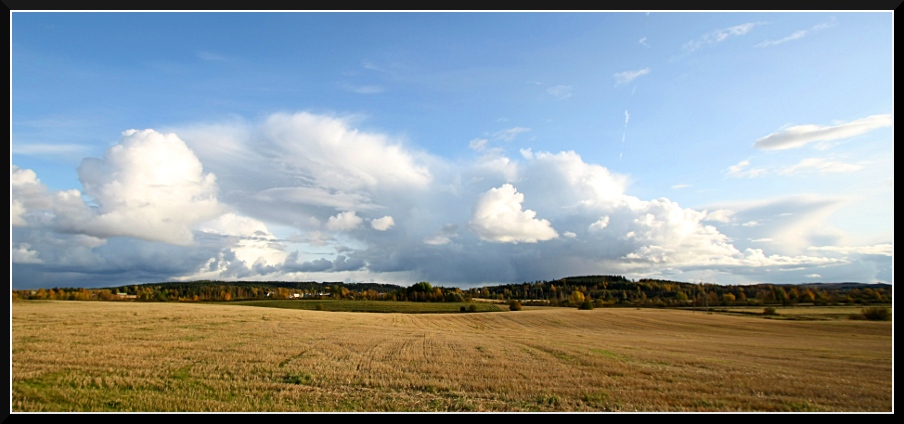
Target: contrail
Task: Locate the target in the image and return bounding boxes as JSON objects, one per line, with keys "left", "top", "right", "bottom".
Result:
{"left": 620, "top": 110, "right": 629, "bottom": 161}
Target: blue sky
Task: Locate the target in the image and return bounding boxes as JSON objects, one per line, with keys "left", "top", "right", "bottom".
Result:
{"left": 11, "top": 12, "right": 893, "bottom": 289}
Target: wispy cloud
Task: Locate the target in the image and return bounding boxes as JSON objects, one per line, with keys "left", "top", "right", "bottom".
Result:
{"left": 469, "top": 138, "right": 489, "bottom": 152}
{"left": 638, "top": 37, "right": 650, "bottom": 47}
{"left": 613, "top": 68, "right": 650, "bottom": 86}
{"left": 778, "top": 158, "right": 864, "bottom": 175}
{"left": 493, "top": 127, "right": 531, "bottom": 142}
{"left": 12, "top": 143, "right": 91, "bottom": 156}
{"left": 754, "top": 114, "right": 893, "bottom": 150}
{"left": 808, "top": 244, "right": 893, "bottom": 256}
{"left": 683, "top": 22, "right": 763, "bottom": 52}
{"left": 726, "top": 160, "right": 767, "bottom": 178}
{"left": 672, "top": 184, "right": 691, "bottom": 190}
{"left": 756, "top": 18, "right": 837, "bottom": 48}
{"left": 726, "top": 157, "right": 863, "bottom": 178}
{"left": 546, "top": 85, "right": 573, "bottom": 99}
{"left": 338, "top": 82, "right": 385, "bottom": 94}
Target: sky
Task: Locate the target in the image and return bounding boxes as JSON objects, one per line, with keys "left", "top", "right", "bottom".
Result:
{"left": 10, "top": 12, "right": 894, "bottom": 290}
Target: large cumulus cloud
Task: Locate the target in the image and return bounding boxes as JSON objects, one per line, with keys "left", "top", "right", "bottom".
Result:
{"left": 469, "top": 184, "right": 558, "bottom": 243}
{"left": 12, "top": 129, "right": 223, "bottom": 246}
{"left": 74, "top": 129, "right": 222, "bottom": 245}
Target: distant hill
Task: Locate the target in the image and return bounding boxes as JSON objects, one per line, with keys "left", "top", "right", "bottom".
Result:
{"left": 795, "top": 282, "right": 892, "bottom": 290}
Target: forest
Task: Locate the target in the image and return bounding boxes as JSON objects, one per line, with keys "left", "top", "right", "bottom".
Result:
{"left": 11, "top": 275, "right": 892, "bottom": 308}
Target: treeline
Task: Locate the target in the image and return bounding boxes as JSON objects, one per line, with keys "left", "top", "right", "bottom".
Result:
{"left": 468, "top": 275, "right": 892, "bottom": 308}
{"left": 11, "top": 280, "right": 405, "bottom": 302}
{"left": 11, "top": 275, "right": 892, "bottom": 307}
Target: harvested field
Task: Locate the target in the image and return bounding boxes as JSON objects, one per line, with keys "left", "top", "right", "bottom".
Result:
{"left": 12, "top": 301, "right": 892, "bottom": 412}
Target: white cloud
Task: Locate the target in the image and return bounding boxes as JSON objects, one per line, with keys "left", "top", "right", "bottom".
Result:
{"left": 423, "top": 224, "right": 459, "bottom": 246}
{"left": 473, "top": 155, "right": 519, "bottom": 183}
{"left": 11, "top": 166, "right": 52, "bottom": 227}
{"left": 12, "top": 130, "right": 223, "bottom": 246}
{"left": 327, "top": 211, "right": 363, "bottom": 231}
{"left": 638, "top": 37, "right": 650, "bottom": 47}
{"left": 672, "top": 184, "right": 691, "bottom": 190}
{"left": 736, "top": 248, "right": 841, "bottom": 268}
{"left": 704, "top": 209, "right": 734, "bottom": 223}
{"left": 70, "top": 129, "right": 223, "bottom": 245}
{"left": 741, "top": 221, "right": 760, "bottom": 227}
{"left": 808, "top": 244, "right": 893, "bottom": 256}
{"left": 469, "top": 138, "right": 489, "bottom": 151}
{"left": 199, "top": 212, "right": 289, "bottom": 269}
{"left": 613, "top": 68, "right": 650, "bottom": 86}
{"left": 806, "top": 274, "right": 822, "bottom": 278}
{"left": 563, "top": 231, "right": 577, "bottom": 238}
{"left": 589, "top": 216, "right": 610, "bottom": 231}
{"left": 493, "top": 127, "right": 531, "bottom": 142}
{"left": 424, "top": 235, "right": 452, "bottom": 246}
{"left": 470, "top": 184, "right": 558, "bottom": 243}
{"left": 522, "top": 150, "right": 629, "bottom": 208}
{"left": 757, "top": 30, "right": 808, "bottom": 47}
{"left": 622, "top": 198, "right": 741, "bottom": 266}
{"left": 546, "top": 85, "right": 573, "bottom": 99}
{"left": 371, "top": 216, "right": 395, "bottom": 231}
{"left": 171, "top": 112, "right": 435, "bottom": 236}
{"left": 754, "top": 114, "right": 893, "bottom": 150}
{"left": 199, "top": 212, "right": 271, "bottom": 238}
{"left": 778, "top": 158, "right": 864, "bottom": 175}
{"left": 726, "top": 159, "right": 767, "bottom": 178}
{"left": 11, "top": 200, "right": 27, "bottom": 227}
{"left": 683, "top": 22, "right": 762, "bottom": 52}
{"left": 259, "top": 112, "right": 433, "bottom": 189}
{"left": 11, "top": 243, "right": 43, "bottom": 264}
{"left": 728, "top": 160, "right": 750, "bottom": 174}
{"left": 756, "top": 19, "right": 836, "bottom": 48}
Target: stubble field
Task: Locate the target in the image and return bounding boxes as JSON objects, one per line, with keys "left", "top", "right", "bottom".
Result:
{"left": 11, "top": 301, "right": 892, "bottom": 412}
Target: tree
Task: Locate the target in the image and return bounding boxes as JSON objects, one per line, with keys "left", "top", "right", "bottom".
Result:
{"left": 570, "top": 290, "right": 585, "bottom": 304}
{"left": 509, "top": 300, "right": 522, "bottom": 311}
{"left": 408, "top": 282, "right": 433, "bottom": 300}
{"left": 675, "top": 290, "right": 689, "bottom": 304}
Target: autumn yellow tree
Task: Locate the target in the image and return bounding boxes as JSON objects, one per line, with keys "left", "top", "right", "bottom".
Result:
{"left": 571, "top": 290, "right": 585, "bottom": 304}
